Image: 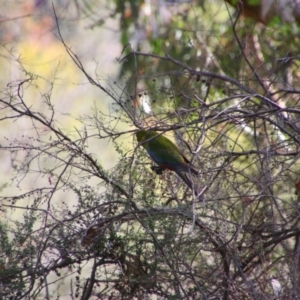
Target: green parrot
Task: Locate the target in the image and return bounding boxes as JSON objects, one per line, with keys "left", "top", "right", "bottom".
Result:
{"left": 136, "top": 129, "right": 204, "bottom": 198}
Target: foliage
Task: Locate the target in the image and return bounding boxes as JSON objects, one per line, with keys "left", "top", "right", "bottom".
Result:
{"left": 1, "top": 1, "right": 300, "bottom": 299}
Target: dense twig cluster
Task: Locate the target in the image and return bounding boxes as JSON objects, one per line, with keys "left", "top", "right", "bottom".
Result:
{"left": 1, "top": 4, "right": 300, "bottom": 300}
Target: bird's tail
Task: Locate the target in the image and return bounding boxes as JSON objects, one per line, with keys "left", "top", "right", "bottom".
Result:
{"left": 176, "top": 171, "right": 205, "bottom": 200}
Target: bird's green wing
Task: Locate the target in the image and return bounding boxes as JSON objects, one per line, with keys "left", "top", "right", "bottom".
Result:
{"left": 139, "top": 130, "right": 196, "bottom": 174}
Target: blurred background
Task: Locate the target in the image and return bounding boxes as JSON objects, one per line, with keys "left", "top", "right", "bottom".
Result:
{"left": 0, "top": 0, "right": 122, "bottom": 191}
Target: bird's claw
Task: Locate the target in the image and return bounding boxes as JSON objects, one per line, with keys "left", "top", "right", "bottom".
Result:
{"left": 151, "top": 166, "right": 164, "bottom": 175}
